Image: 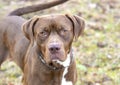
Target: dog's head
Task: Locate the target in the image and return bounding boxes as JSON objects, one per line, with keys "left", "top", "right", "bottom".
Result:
{"left": 23, "top": 14, "right": 85, "bottom": 68}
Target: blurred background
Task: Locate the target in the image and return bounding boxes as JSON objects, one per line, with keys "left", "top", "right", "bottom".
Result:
{"left": 0, "top": 0, "right": 120, "bottom": 85}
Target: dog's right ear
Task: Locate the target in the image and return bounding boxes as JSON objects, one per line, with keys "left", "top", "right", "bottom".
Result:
{"left": 22, "top": 16, "right": 39, "bottom": 45}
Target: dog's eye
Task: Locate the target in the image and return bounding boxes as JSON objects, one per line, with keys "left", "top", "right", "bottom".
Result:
{"left": 63, "top": 29, "right": 68, "bottom": 32}
{"left": 59, "top": 28, "right": 68, "bottom": 35}
{"left": 39, "top": 30, "right": 49, "bottom": 38}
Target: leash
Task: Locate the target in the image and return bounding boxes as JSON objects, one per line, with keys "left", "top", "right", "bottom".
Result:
{"left": 38, "top": 49, "right": 73, "bottom": 71}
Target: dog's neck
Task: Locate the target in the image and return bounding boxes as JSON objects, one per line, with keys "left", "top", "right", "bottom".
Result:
{"left": 23, "top": 46, "right": 74, "bottom": 85}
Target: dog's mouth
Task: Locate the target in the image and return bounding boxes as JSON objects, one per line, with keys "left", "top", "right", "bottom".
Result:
{"left": 48, "top": 52, "right": 67, "bottom": 69}
{"left": 49, "top": 61, "right": 64, "bottom": 69}
{"left": 38, "top": 50, "right": 73, "bottom": 70}
{"left": 49, "top": 52, "right": 72, "bottom": 69}
{"left": 38, "top": 52, "right": 65, "bottom": 70}
{"left": 50, "top": 52, "right": 65, "bottom": 61}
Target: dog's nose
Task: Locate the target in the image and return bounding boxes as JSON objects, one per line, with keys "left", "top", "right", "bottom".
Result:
{"left": 49, "top": 43, "right": 61, "bottom": 53}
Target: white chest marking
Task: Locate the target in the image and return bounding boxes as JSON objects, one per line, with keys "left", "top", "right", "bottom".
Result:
{"left": 52, "top": 54, "right": 73, "bottom": 85}
{"left": 61, "top": 67, "right": 73, "bottom": 85}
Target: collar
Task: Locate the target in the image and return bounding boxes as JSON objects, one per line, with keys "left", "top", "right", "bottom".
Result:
{"left": 38, "top": 49, "right": 73, "bottom": 71}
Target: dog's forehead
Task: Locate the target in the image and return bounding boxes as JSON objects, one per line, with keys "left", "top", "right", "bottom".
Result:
{"left": 34, "top": 15, "right": 73, "bottom": 31}
{"left": 36, "top": 14, "right": 72, "bottom": 25}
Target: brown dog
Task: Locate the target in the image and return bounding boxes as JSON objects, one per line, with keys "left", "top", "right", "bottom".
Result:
{"left": 0, "top": 1, "right": 85, "bottom": 85}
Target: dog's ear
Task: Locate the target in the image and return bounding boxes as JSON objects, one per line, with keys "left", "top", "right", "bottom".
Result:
{"left": 22, "top": 16, "right": 39, "bottom": 45}
{"left": 66, "top": 14, "right": 85, "bottom": 40}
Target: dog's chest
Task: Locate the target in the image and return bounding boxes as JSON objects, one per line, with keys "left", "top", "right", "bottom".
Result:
{"left": 61, "top": 67, "right": 73, "bottom": 85}
{"left": 51, "top": 68, "right": 73, "bottom": 85}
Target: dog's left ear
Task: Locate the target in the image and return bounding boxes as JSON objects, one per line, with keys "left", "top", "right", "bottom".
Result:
{"left": 22, "top": 16, "right": 39, "bottom": 46}
{"left": 66, "top": 14, "right": 85, "bottom": 40}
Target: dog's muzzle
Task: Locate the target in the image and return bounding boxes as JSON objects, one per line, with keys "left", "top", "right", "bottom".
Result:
{"left": 38, "top": 49, "right": 73, "bottom": 71}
